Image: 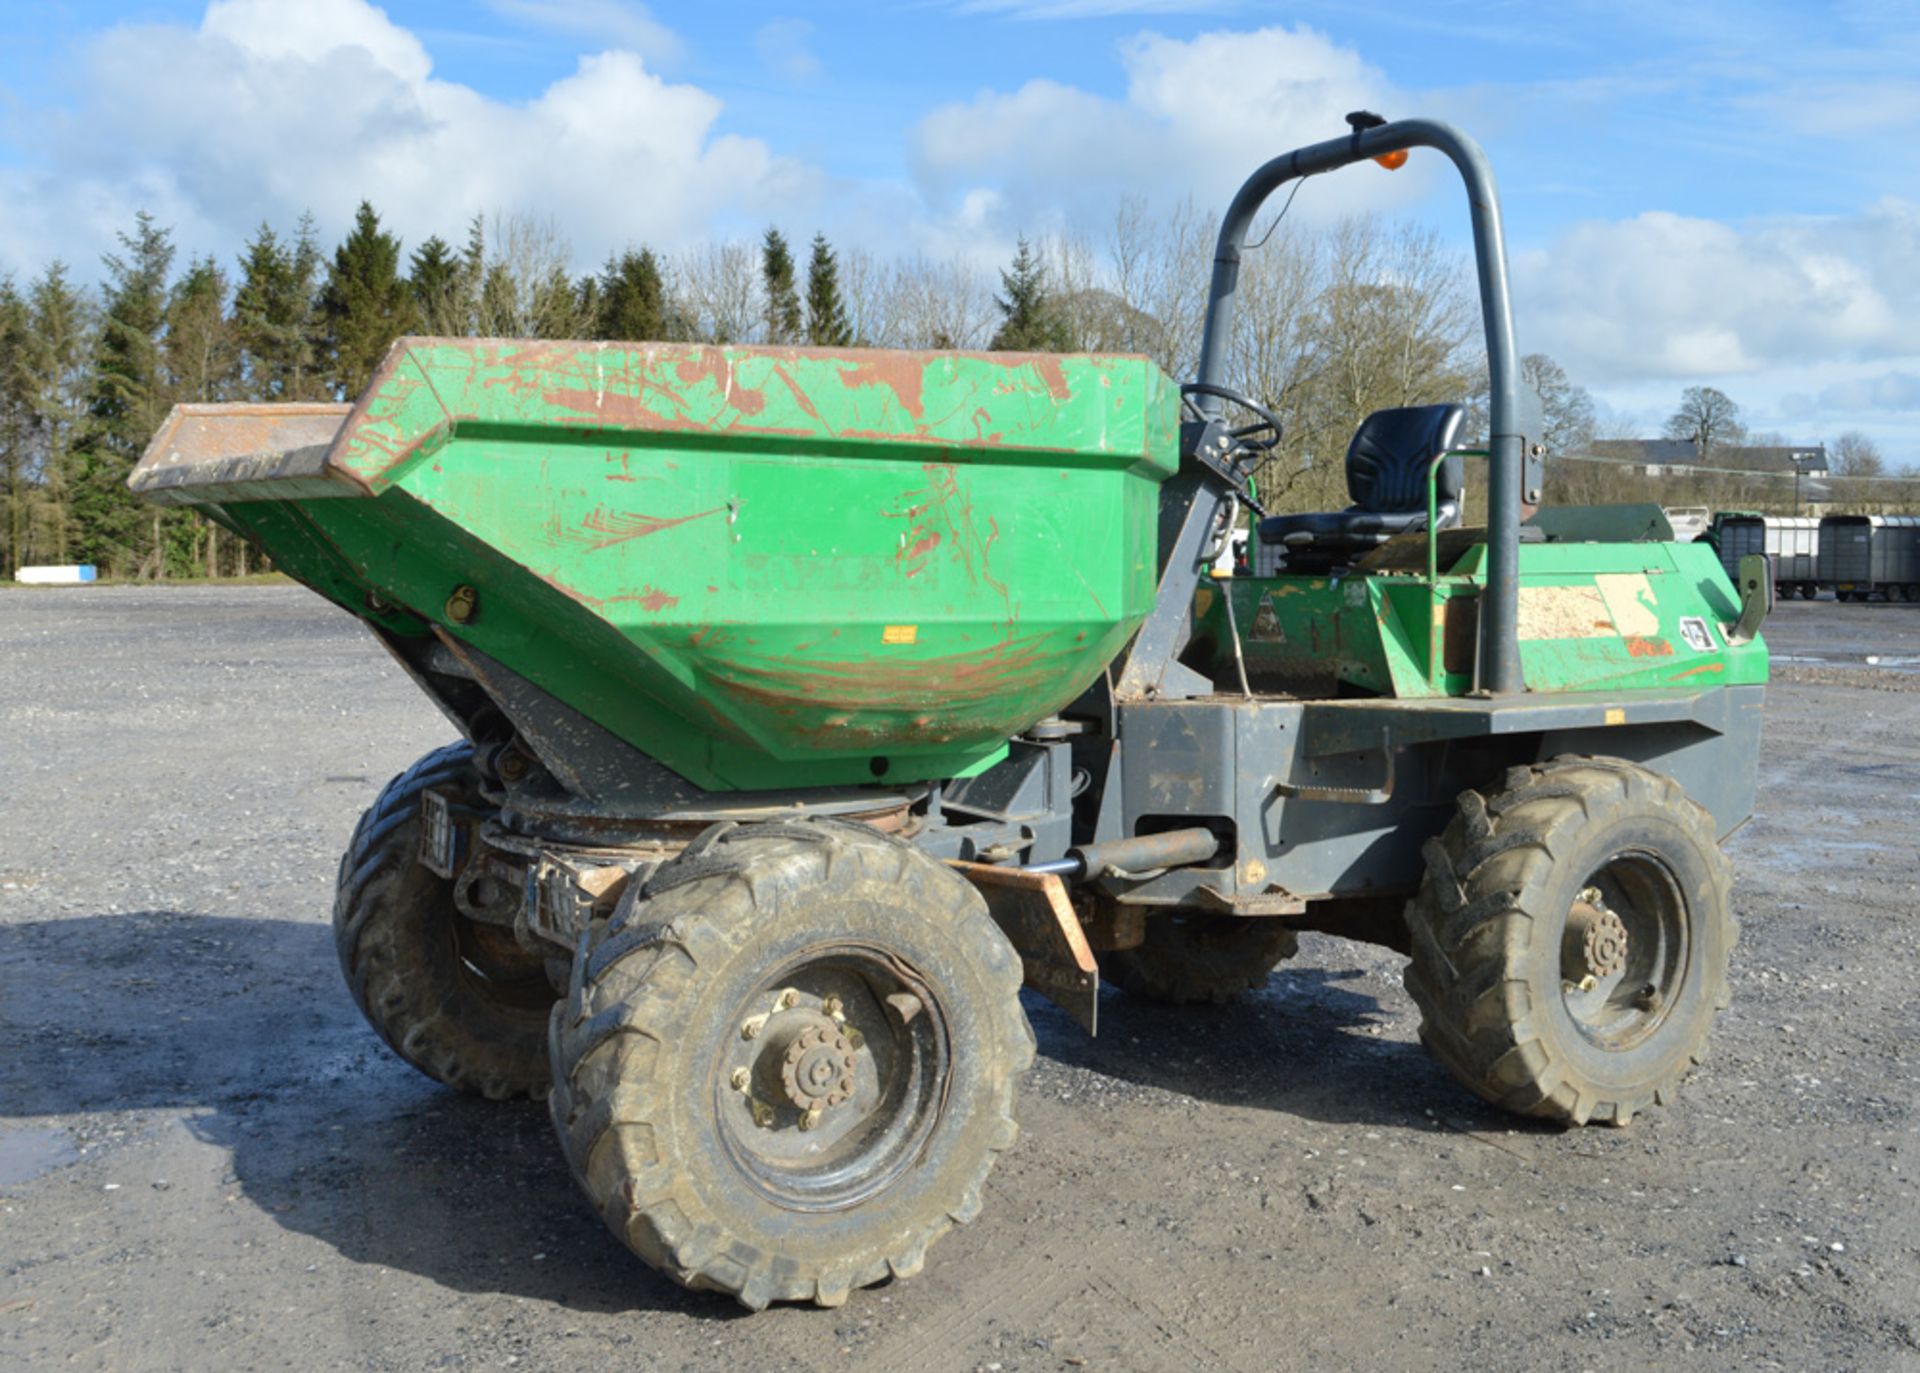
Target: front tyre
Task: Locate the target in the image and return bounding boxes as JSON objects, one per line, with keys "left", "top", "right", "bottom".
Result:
{"left": 1403, "top": 756, "right": 1735, "bottom": 1127}
{"left": 548, "top": 818, "right": 1034, "bottom": 1309}
{"left": 333, "top": 743, "right": 555, "bottom": 1099}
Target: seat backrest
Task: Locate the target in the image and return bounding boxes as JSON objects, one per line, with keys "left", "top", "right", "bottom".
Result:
{"left": 1346, "top": 403, "right": 1467, "bottom": 513}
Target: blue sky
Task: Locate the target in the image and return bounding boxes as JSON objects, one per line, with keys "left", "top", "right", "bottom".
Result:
{"left": 3, "top": 1, "right": 1918, "bottom": 455}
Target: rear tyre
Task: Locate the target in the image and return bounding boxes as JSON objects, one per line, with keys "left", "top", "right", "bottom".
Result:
{"left": 1103, "top": 910, "right": 1300, "bottom": 1005}
{"left": 333, "top": 743, "right": 555, "bottom": 1099}
{"left": 548, "top": 817, "right": 1033, "bottom": 1310}
{"left": 1403, "top": 756, "right": 1734, "bottom": 1127}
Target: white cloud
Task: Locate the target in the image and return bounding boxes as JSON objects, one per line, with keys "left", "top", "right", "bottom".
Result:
{"left": 484, "top": 0, "right": 681, "bottom": 64}
{"left": 1517, "top": 199, "right": 1920, "bottom": 386}
{"left": 0, "top": 0, "right": 808, "bottom": 275}
{"left": 911, "top": 24, "right": 1432, "bottom": 234}
{"left": 953, "top": 0, "right": 1230, "bottom": 16}
{"left": 754, "top": 18, "right": 822, "bottom": 82}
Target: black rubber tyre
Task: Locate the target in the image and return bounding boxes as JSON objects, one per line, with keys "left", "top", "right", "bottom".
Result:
{"left": 548, "top": 817, "right": 1033, "bottom": 1310}
{"left": 1403, "top": 756, "right": 1734, "bottom": 1127}
{"left": 1103, "top": 910, "right": 1300, "bottom": 1005}
{"left": 333, "top": 742, "right": 555, "bottom": 1099}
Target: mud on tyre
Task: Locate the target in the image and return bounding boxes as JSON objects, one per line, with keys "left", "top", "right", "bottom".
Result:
{"left": 333, "top": 742, "right": 555, "bottom": 1099}
{"left": 1403, "top": 755, "right": 1735, "bottom": 1127}
{"left": 547, "top": 817, "right": 1034, "bottom": 1309}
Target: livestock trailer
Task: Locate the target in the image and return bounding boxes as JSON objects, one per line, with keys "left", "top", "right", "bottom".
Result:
{"left": 1705, "top": 513, "right": 1821, "bottom": 599}
{"left": 1817, "top": 514, "right": 1920, "bottom": 601}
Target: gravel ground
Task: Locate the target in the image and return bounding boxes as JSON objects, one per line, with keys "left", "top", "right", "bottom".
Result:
{"left": 2, "top": 585, "right": 1918, "bottom": 1372}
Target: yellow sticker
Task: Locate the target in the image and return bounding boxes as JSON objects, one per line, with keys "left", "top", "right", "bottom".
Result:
{"left": 1604, "top": 706, "right": 1627, "bottom": 725}
{"left": 1194, "top": 586, "right": 1215, "bottom": 618}
{"left": 882, "top": 624, "right": 918, "bottom": 645}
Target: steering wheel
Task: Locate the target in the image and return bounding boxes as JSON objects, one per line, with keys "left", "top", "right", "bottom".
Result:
{"left": 1179, "top": 382, "right": 1283, "bottom": 454}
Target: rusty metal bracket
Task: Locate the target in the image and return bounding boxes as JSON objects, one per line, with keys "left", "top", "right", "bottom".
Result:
{"left": 950, "top": 862, "right": 1100, "bottom": 1035}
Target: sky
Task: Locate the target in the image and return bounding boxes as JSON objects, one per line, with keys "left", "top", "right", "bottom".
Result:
{"left": 2, "top": 0, "right": 1918, "bottom": 457}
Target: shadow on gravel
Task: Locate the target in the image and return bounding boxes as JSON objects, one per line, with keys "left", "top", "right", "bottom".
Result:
{"left": 0, "top": 910, "right": 740, "bottom": 1321}
{"left": 1023, "top": 962, "right": 1545, "bottom": 1137}
{"left": 0, "top": 911, "right": 1532, "bottom": 1317}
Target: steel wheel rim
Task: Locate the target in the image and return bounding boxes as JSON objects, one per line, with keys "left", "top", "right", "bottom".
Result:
{"left": 1558, "top": 850, "right": 1690, "bottom": 1052}
{"left": 713, "top": 942, "right": 950, "bottom": 1213}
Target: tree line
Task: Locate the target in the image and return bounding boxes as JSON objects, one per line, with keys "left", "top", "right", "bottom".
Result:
{"left": 11, "top": 194, "right": 1893, "bottom": 580}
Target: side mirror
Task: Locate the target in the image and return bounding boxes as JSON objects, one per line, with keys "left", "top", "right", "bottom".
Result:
{"left": 1727, "top": 552, "right": 1771, "bottom": 645}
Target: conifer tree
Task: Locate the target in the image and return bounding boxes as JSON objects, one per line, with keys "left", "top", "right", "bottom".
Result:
{"left": 0, "top": 279, "right": 33, "bottom": 577}
{"left": 762, "top": 228, "right": 802, "bottom": 344}
{"left": 90, "top": 213, "right": 174, "bottom": 452}
{"left": 596, "top": 249, "right": 669, "bottom": 341}
{"left": 163, "top": 257, "right": 238, "bottom": 404}
{"left": 73, "top": 213, "right": 174, "bottom": 570}
{"left": 25, "top": 264, "right": 93, "bottom": 564}
{"left": 805, "top": 232, "right": 852, "bottom": 347}
{"left": 318, "top": 201, "right": 416, "bottom": 398}
{"left": 408, "top": 235, "right": 465, "bottom": 336}
{"left": 234, "top": 218, "right": 324, "bottom": 401}
{"left": 990, "top": 236, "right": 1068, "bottom": 352}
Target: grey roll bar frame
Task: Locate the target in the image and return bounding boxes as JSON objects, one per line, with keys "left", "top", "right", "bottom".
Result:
{"left": 1195, "top": 117, "right": 1526, "bottom": 696}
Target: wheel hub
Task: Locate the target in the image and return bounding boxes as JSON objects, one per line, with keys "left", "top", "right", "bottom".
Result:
{"left": 776, "top": 1018, "right": 859, "bottom": 1112}
{"left": 1565, "top": 887, "right": 1629, "bottom": 983}
{"left": 714, "top": 946, "right": 952, "bottom": 1212}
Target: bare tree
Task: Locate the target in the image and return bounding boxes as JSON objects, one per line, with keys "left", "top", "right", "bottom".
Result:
{"left": 1520, "top": 353, "right": 1596, "bottom": 455}
{"left": 468, "top": 213, "right": 590, "bottom": 340}
{"left": 1280, "top": 219, "right": 1477, "bottom": 511}
{"left": 879, "top": 255, "right": 996, "bottom": 350}
{"left": 1224, "top": 217, "right": 1323, "bottom": 506}
{"left": 1106, "top": 195, "right": 1215, "bottom": 382}
{"left": 677, "top": 241, "right": 762, "bottom": 344}
{"left": 1829, "top": 430, "right": 1884, "bottom": 477}
{"left": 835, "top": 245, "right": 887, "bottom": 348}
{"left": 1664, "top": 385, "right": 1744, "bottom": 459}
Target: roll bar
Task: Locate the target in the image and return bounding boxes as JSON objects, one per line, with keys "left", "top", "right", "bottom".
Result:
{"left": 1196, "top": 117, "right": 1528, "bottom": 696}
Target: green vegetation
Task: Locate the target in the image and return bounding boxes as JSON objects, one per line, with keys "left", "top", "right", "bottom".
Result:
{"left": 6, "top": 195, "right": 1908, "bottom": 582}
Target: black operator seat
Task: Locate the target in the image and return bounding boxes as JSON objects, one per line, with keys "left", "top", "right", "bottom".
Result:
{"left": 1257, "top": 403, "right": 1466, "bottom": 572}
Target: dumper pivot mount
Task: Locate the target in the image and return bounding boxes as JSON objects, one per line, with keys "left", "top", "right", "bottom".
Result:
{"left": 134, "top": 114, "right": 1767, "bottom": 1310}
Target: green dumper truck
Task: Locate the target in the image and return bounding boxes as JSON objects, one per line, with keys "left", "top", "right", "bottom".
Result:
{"left": 132, "top": 115, "right": 1768, "bottom": 1309}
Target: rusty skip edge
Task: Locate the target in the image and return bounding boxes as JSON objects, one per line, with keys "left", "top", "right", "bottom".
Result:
{"left": 332, "top": 337, "right": 1166, "bottom": 493}
{"left": 133, "top": 339, "right": 1162, "bottom": 502}
{"left": 129, "top": 402, "right": 359, "bottom": 502}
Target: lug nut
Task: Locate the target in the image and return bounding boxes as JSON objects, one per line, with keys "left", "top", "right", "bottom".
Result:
{"left": 778, "top": 988, "right": 799, "bottom": 1010}
{"left": 729, "top": 1067, "right": 751, "bottom": 1092}
{"left": 822, "top": 995, "right": 843, "bottom": 1018}
{"left": 741, "top": 1016, "right": 764, "bottom": 1041}
{"left": 798, "top": 1109, "right": 822, "bottom": 1132}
